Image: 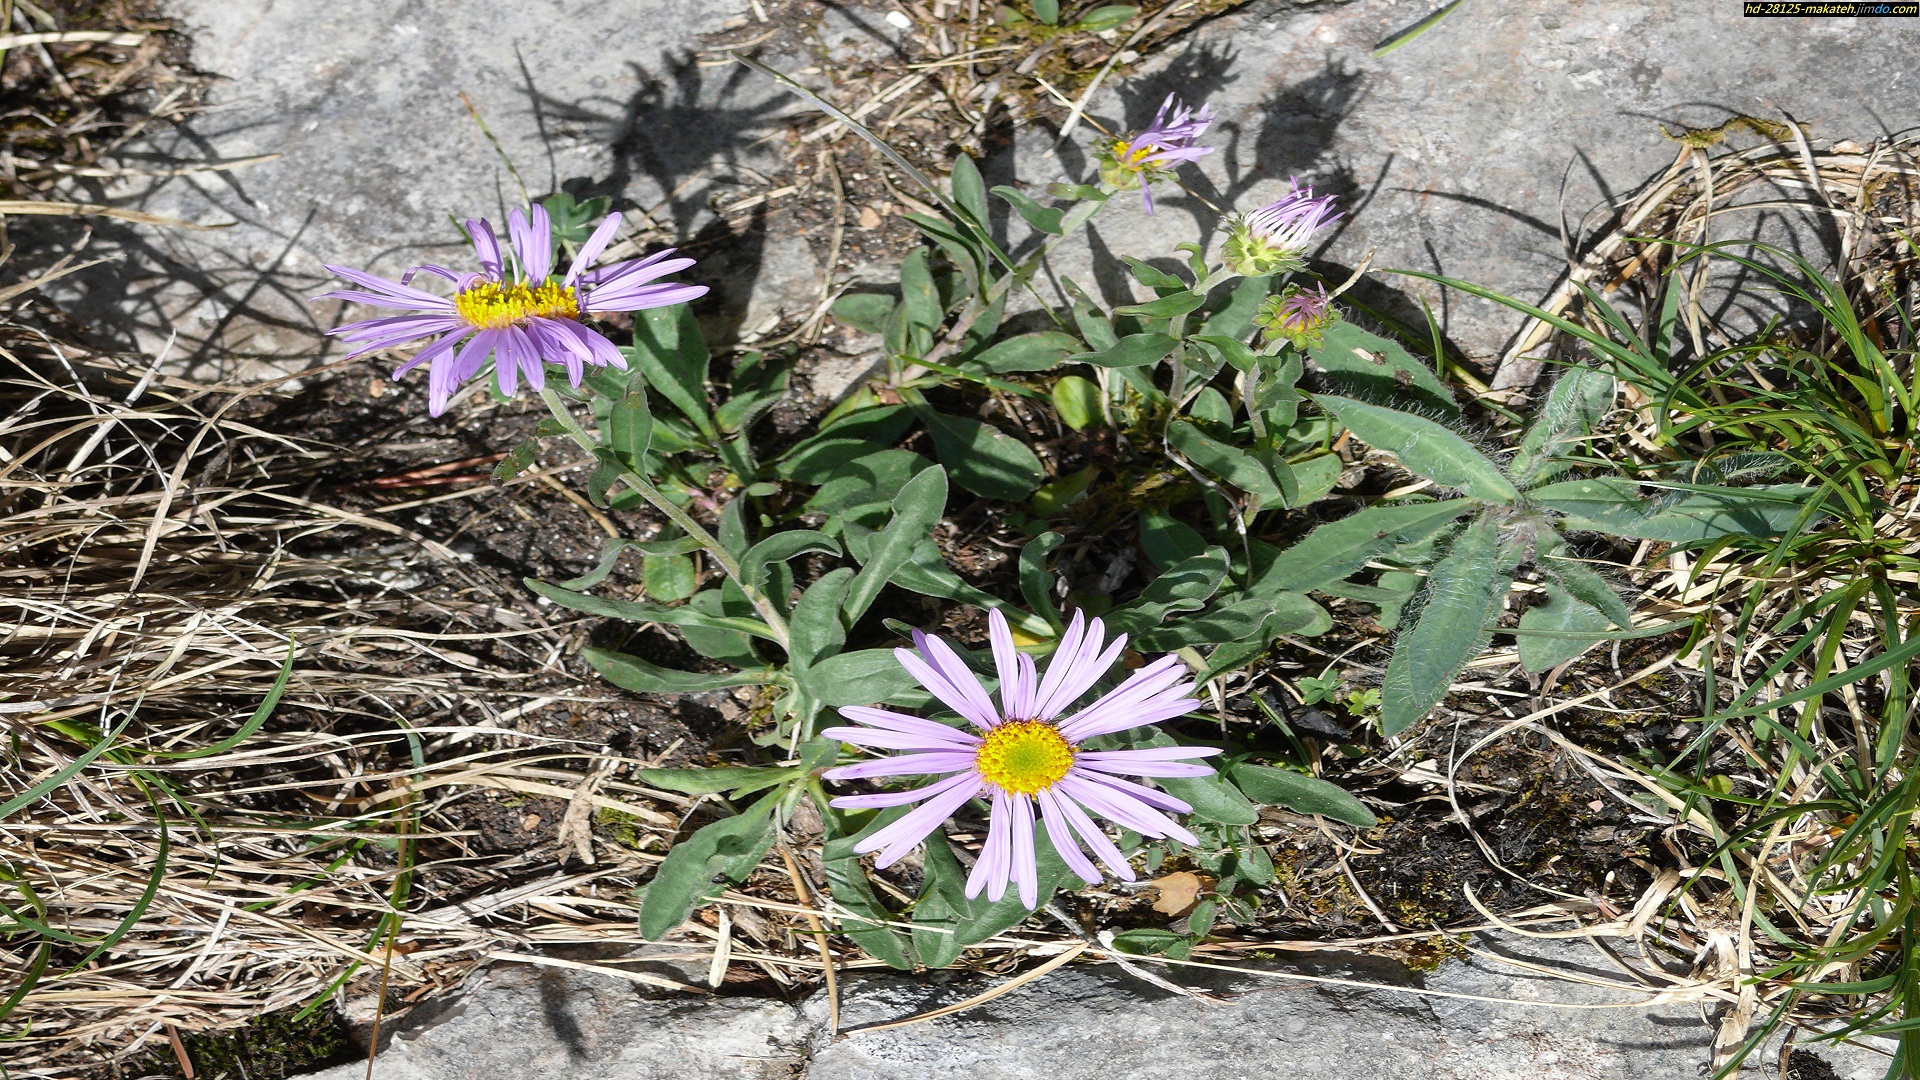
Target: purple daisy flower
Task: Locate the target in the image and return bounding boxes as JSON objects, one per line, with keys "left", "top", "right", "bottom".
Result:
{"left": 1224, "top": 179, "right": 1341, "bottom": 276}
{"left": 313, "top": 205, "right": 709, "bottom": 415}
{"left": 822, "top": 608, "right": 1217, "bottom": 910}
{"left": 1097, "top": 93, "right": 1217, "bottom": 214}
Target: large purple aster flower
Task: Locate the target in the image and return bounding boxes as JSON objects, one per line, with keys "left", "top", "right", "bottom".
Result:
{"left": 314, "top": 205, "right": 708, "bottom": 415}
{"left": 822, "top": 609, "right": 1216, "bottom": 909}
{"left": 1098, "top": 93, "right": 1217, "bottom": 214}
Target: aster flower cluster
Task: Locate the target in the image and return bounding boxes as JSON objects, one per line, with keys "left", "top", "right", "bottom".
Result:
{"left": 1097, "top": 93, "right": 1218, "bottom": 214}
{"left": 1222, "top": 179, "right": 1343, "bottom": 277}
{"left": 315, "top": 205, "right": 708, "bottom": 415}
{"left": 823, "top": 609, "right": 1216, "bottom": 909}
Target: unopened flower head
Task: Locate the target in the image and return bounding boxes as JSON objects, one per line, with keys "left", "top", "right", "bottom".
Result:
{"left": 1222, "top": 180, "right": 1341, "bottom": 277}
{"left": 821, "top": 608, "right": 1215, "bottom": 910}
{"left": 1097, "top": 93, "right": 1217, "bottom": 214}
{"left": 312, "top": 206, "right": 708, "bottom": 415}
{"left": 1255, "top": 283, "right": 1339, "bottom": 350}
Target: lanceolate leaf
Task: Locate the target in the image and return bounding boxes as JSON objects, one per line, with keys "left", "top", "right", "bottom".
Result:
{"left": 1070, "top": 333, "right": 1177, "bottom": 369}
{"left": 1510, "top": 365, "right": 1612, "bottom": 485}
{"left": 799, "top": 648, "right": 926, "bottom": 708}
{"left": 823, "top": 806, "right": 914, "bottom": 969}
{"left": 1106, "top": 548, "right": 1229, "bottom": 635}
{"left": 638, "top": 793, "right": 778, "bottom": 939}
{"left": 1380, "top": 517, "right": 1505, "bottom": 736}
{"left": 583, "top": 647, "right": 779, "bottom": 695}
{"left": 844, "top": 466, "right": 950, "bottom": 622}
{"left": 967, "top": 331, "right": 1080, "bottom": 373}
{"left": 912, "top": 831, "right": 972, "bottom": 967}
{"left": 1539, "top": 541, "right": 1632, "bottom": 629}
{"left": 952, "top": 826, "right": 1076, "bottom": 945}
{"left": 923, "top": 413, "right": 1043, "bottom": 501}
{"left": 1227, "top": 763, "right": 1376, "bottom": 827}
{"left": 1531, "top": 478, "right": 1818, "bottom": 543}
{"left": 991, "top": 184, "right": 1065, "bottom": 235}
{"left": 526, "top": 578, "right": 777, "bottom": 639}
{"left": 625, "top": 305, "right": 715, "bottom": 438}
{"left": 1313, "top": 395, "right": 1516, "bottom": 504}
{"left": 789, "top": 567, "right": 853, "bottom": 669}
{"left": 1515, "top": 587, "right": 1610, "bottom": 673}
{"left": 1308, "top": 323, "right": 1456, "bottom": 418}
{"left": 1249, "top": 499, "right": 1474, "bottom": 597}
{"left": 1167, "top": 420, "right": 1289, "bottom": 510}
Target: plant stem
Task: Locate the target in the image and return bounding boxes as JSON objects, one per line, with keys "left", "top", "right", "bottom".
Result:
{"left": 538, "top": 387, "right": 791, "bottom": 649}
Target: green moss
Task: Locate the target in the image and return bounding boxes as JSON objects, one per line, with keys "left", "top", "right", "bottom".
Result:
{"left": 125, "top": 1005, "right": 352, "bottom": 1080}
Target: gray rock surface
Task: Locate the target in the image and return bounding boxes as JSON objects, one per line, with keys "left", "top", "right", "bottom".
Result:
{"left": 298, "top": 937, "right": 1891, "bottom": 1079}
{"left": 1011, "top": 0, "right": 1918, "bottom": 362}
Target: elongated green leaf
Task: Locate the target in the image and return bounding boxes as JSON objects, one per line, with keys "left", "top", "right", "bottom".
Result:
{"left": 776, "top": 438, "right": 892, "bottom": 484}
{"left": 583, "top": 647, "right": 778, "bottom": 695}
{"left": 1539, "top": 542, "right": 1632, "bottom": 629}
{"left": 1070, "top": 332, "right": 1176, "bottom": 369}
{"left": 681, "top": 588, "right": 762, "bottom": 666}
{"left": 560, "top": 535, "right": 703, "bottom": 590}
{"left": 641, "top": 553, "right": 697, "bottom": 603}
{"left": 1308, "top": 323, "right": 1456, "bottom": 418}
{"left": 912, "top": 830, "right": 971, "bottom": 967}
{"left": 845, "top": 466, "right": 949, "bottom": 622}
{"left": 527, "top": 578, "right": 777, "bottom": 639}
{"left": 1227, "top": 763, "right": 1376, "bottom": 827}
{"left": 991, "top": 184, "right": 1064, "bottom": 235}
{"left": 625, "top": 305, "right": 715, "bottom": 438}
{"left": 1052, "top": 375, "right": 1102, "bottom": 430}
{"left": 1167, "top": 420, "right": 1289, "bottom": 510}
{"left": 968, "top": 331, "right": 1079, "bottom": 373}
{"left": 899, "top": 247, "right": 941, "bottom": 333}
{"left": 824, "top": 807, "right": 914, "bottom": 969}
{"left": 1511, "top": 366, "right": 1612, "bottom": 484}
{"left": 1020, "top": 532, "right": 1066, "bottom": 631}
{"left": 1250, "top": 499, "right": 1474, "bottom": 597}
{"left": 1030, "top": 0, "right": 1060, "bottom": 23}
{"left": 1289, "top": 452, "right": 1342, "bottom": 506}
{"left": 1380, "top": 517, "right": 1505, "bottom": 735}
{"left": 1315, "top": 395, "right": 1515, "bottom": 503}
{"left": 1139, "top": 506, "right": 1206, "bottom": 570}
{"left": 151, "top": 639, "right": 295, "bottom": 761}
{"left": 800, "top": 648, "right": 924, "bottom": 708}
{"left": 1192, "top": 333, "right": 1259, "bottom": 374}
{"left": 743, "top": 531, "right": 840, "bottom": 601}
{"left": 1107, "top": 548, "right": 1229, "bottom": 635}
{"left": 1531, "top": 478, "right": 1818, "bottom": 543}
{"left": 1115, "top": 292, "right": 1206, "bottom": 319}
{"left": 923, "top": 413, "right": 1043, "bottom": 500}
{"left": 803, "top": 449, "right": 935, "bottom": 517}
{"left": 790, "top": 568, "right": 853, "bottom": 669}
{"left": 1198, "top": 275, "right": 1272, "bottom": 341}
{"left": 1515, "top": 588, "right": 1610, "bottom": 673}
{"left": 608, "top": 389, "right": 653, "bottom": 469}
{"left": 639, "top": 794, "right": 778, "bottom": 939}
{"left": 1072, "top": 3, "right": 1137, "bottom": 31}
{"left": 949, "top": 153, "right": 988, "bottom": 225}
{"left": 634, "top": 765, "right": 797, "bottom": 798}
{"left": 832, "top": 292, "right": 897, "bottom": 334}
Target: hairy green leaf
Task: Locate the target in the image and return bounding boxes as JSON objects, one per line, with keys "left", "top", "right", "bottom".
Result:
{"left": 924, "top": 413, "right": 1044, "bottom": 500}
{"left": 1308, "top": 322, "right": 1456, "bottom": 417}
{"left": 1379, "top": 517, "right": 1505, "bottom": 735}
{"left": 1531, "top": 478, "right": 1818, "bottom": 543}
{"left": 1249, "top": 499, "right": 1474, "bottom": 596}
{"left": 845, "top": 466, "right": 950, "bottom": 621}
{"left": 1510, "top": 366, "right": 1612, "bottom": 485}
{"left": 969, "top": 331, "right": 1080, "bottom": 373}
{"left": 625, "top": 305, "right": 715, "bottom": 438}
{"left": 638, "top": 793, "right": 777, "bottom": 939}
{"left": 1314, "top": 395, "right": 1515, "bottom": 503}
{"left": 1071, "top": 333, "right": 1177, "bottom": 368}
{"left": 1515, "top": 587, "right": 1609, "bottom": 673}
{"left": 991, "top": 184, "right": 1065, "bottom": 235}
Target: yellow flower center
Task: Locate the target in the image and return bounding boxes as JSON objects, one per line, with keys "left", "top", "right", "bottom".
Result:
{"left": 454, "top": 280, "right": 580, "bottom": 329}
{"left": 975, "top": 720, "right": 1074, "bottom": 796}
{"left": 1109, "top": 138, "right": 1156, "bottom": 169}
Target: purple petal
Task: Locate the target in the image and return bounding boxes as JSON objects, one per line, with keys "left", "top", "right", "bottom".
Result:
{"left": 312, "top": 288, "right": 448, "bottom": 313}
{"left": 386, "top": 329, "right": 471, "bottom": 417}
{"left": 1009, "top": 793, "right": 1039, "bottom": 909}
{"left": 1029, "top": 611, "right": 1087, "bottom": 719}
{"left": 508, "top": 206, "right": 555, "bottom": 282}
{"left": 525, "top": 317, "right": 588, "bottom": 387}
{"left": 1075, "top": 770, "right": 1193, "bottom": 816}
{"left": 988, "top": 609, "right": 1033, "bottom": 720}
{"left": 437, "top": 331, "right": 499, "bottom": 412}
{"left": 831, "top": 778, "right": 974, "bottom": 810}
{"left": 823, "top": 751, "right": 979, "bottom": 781}
{"left": 505, "top": 325, "right": 547, "bottom": 392}
{"left": 1036, "top": 789, "right": 1102, "bottom": 885}
{"left": 467, "top": 218, "right": 504, "bottom": 278}
{"left": 966, "top": 790, "right": 1014, "bottom": 902}
{"left": 335, "top": 313, "right": 463, "bottom": 342}
{"left": 321, "top": 264, "right": 451, "bottom": 308}
{"left": 895, "top": 638, "right": 998, "bottom": 730}
{"left": 582, "top": 280, "right": 709, "bottom": 314}
{"left": 578, "top": 248, "right": 694, "bottom": 289}
{"left": 1075, "top": 757, "right": 1217, "bottom": 778}
{"left": 564, "top": 213, "right": 624, "bottom": 285}
{"left": 835, "top": 705, "right": 981, "bottom": 746}
{"left": 1033, "top": 617, "right": 1125, "bottom": 721}
{"left": 821, "top": 724, "right": 978, "bottom": 752}
{"left": 1046, "top": 787, "right": 1135, "bottom": 881}
{"left": 1058, "top": 773, "right": 1197, "bottom": 844}
{"left": 1056, "top": 655, "right": 1196, "bottom": 742}
{"left": 860, "top": 773, "right": 984, "bottom": 869}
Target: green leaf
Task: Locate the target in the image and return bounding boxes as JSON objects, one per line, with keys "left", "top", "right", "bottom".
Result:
{"left": 634, "top": 765, "right": 797, "bottom": 798}
{"left": 1020, "top": 532, "right": 1067, "bottom": 631}
{"left": 1114, "top": 292, "right": 1206, "bottom": 319}
{"left": 824, "top": 808, "right": 914, "bottom": 969}
{"left": 492, "top": 439, "right": 537, "bottom": 483}
{"left": 1070, "top": 333, "right": 1177, "bottom": 368}
{"left": 949, "top": 153, "right": 988, "bottom": 226}
{"left": 1110, "top": 927, "right": 1186, "bottom": 956}
{"left": 1289, "top": 452, "right": 1342, "bottom": 506}
{"left": 1530, "top": 478, "right": 1819, "bottom": 543}
{"left": 1031, "top": 466, "right": 1097, "bottom": 517}
{"left": 1051, "top": 375, "right": 1103, "bottom": 430}
{"left": 1197, "top": 275, "right": 1272, "bottom": 341}
{"left": 1379, "top": 516, "right": 1505, "bottom": 735}
{"left": 1313, "top": 395, "right": 1517, "bottom": 504}
{"left": 608, "top": 389, "right": 654, "bottom": 469}
{"left": 1071, "top": 3, "right": 1137, "bottom": 31}
{"left": 641, "top": 553, "right": 698, "bottom": 603}
{"left": 681, "top": 588, "right": 762, "bottom": 666}
{"left": 1192, "top": 334, "right": 1259, "bottom": 374}
{"left": 803, "top": 449, "right": 935, "bottom": 517}
{"left": 639, "top": 793, "right": 778, "bottom": 939}
{"left": 775, "top": 438, "right": 893, "bottom": 484}
{"left": 952, "top": 825, "right": 1076, "bottom": 944}
{"left": 526, "top": 578, "right": 777, "bottom": 639}
{"left": 1515, "top": 588, "right": 1610, "bottom": 673}
{"left": 923, "top": 413, "right": 1044, "bottom": 501}
{"left": 991, "top": 185, "right": 1064, "bottom": 235}
{"left": 845, "top": 466, "right": 950, "bottom": 622}
{"left": 912, "top": 831, "right": 971, "bottom": 968}
{"left": 1107, "top": 548, "right": 1228, "bottom": 635}
{"left": 583, "top": 647, "right": 778, "bottom": 695}
{"left": 716, "top": 356, "right": 789, "bottom": 434}
{"left": 1130, "top": 737, "right": 1254, "bottom": 826}
{"left": 1030, "top": 0, "right": 1059, "bottom": 23}
{"left": 1134, "top": 597, "right": 1309, "bottom": 650}
{"left": 1139, "top": 506, "right": 1206, "bottom": 569}
{"left": 1308, "top": 323, "right": 1457, "bottom": 418}
{"left": 1227, "top": 763, "right": 1376, "bottom": 827}
{"left": 1121, "top": 256, "right": 1186, "bottom": 293}
{"left": 1511, "top": 365, "right": 1612, "bottom": 484}
{"left": 625, "top": 305, "right": 715, "bottom": 438}
{"left": 968, "top": 331, "right": 1080, "bottom": 373}
{"left": 832, "top": 292, "right": 897, "bottom": 334}
{"left": 799, "top": 648, "right": 925, "bottom": 708}
{"left": 742, "top": 530, "right": 840, "bottom": 602}
{"left": 899, "top": 247, "right": 942, "bottom": 333}
{"left": 1539, "top": 542, "right": 1631, "bottom": 629}
{"left": 790, "top": 567, "right": 853, "bottom": 669}
{"left": 1249, "top": 499, "right": 1473, "bottom": 597}
{"left": 1167, "top": 420, "right": 1289, "bottom": 510}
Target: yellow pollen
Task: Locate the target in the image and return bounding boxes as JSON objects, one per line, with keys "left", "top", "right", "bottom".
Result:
{"left": 1110, "top": 138, "right": 1156, "bottom": 168}
{"left": 975, "top": 720, "right": 1074, "bottom": 796}
{"left": 454, "top": 280, "right": 580, "bottom": 329}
